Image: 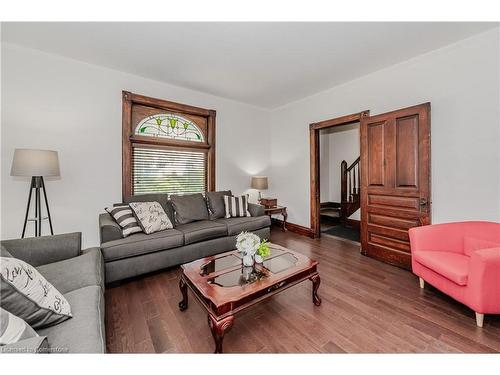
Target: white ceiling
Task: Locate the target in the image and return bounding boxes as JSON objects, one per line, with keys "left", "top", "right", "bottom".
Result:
{"left": 2, "top": 22, "right": 498, "bottom": 108}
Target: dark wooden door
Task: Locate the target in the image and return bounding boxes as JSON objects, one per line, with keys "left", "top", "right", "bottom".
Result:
{"left": 360, "top": 103, "right": 431, "bottom": 269}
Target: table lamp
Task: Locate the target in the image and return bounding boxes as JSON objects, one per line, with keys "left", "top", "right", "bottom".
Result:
{"left": 251, "top": 176, "right": 268, "bottom": 203}
{"left": 11, "top": 149, "right": 60, "bottom": 238}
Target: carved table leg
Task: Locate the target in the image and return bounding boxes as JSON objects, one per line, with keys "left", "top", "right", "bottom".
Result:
{"left": 310, "top": 274, "right": 322, "bottom": 306}
{"left": 282, "top": 208, "right": 288, "bottom": 231}
{"left": 208, "top": 314, "right": 234, "bottom": 353}
{"left": 178, "top": 276, "right": 188, "bottom": 311}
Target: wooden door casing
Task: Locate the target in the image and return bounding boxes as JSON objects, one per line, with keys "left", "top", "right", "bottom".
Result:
{"left": 360, "top": 103, "right": 431, "bottom": 269}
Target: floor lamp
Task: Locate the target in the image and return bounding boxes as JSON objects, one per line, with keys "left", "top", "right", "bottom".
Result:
{"left": 10, "top": 149, "right": 60, "bottom": 238}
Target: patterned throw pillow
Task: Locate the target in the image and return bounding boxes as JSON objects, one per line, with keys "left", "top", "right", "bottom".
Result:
{"left": 224, "top": 195, "right": 251, "bottom": 218}
{"left": 0, "top": 307, "right": 38, "bottom": 345}
{"left": 105, "top": 205, "right": 143, "bottom": 237}
{"left": 0, "top": 257, "right": 72, "bottom": 329}
{"left": 129, "top": 201, "right": 174, "bottom": 234}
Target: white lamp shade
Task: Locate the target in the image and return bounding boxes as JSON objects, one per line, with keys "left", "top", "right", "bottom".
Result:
{"left": 251, "top": 176, "right": 268, "bottom": 190}
{"left": 10, "top": 149, "right": 60, "bottom": 177}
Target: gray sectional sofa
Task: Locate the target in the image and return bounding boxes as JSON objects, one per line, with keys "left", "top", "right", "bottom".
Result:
{"left": 99, "top": 192, "right": 271, "bottom": 283}
{"left": 1, "top": 233, "right": 105, "bottom": 353}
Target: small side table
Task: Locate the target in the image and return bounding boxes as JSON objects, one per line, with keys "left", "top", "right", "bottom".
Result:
{"left": 264, "top": 205, "right": 288, "bottom": 231}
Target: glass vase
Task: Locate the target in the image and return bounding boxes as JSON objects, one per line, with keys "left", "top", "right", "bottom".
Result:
{"left": 242, "top": 254, "right": 254, "bottom": 267}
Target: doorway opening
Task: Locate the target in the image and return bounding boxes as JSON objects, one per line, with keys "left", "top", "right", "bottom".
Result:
{"left": 319, "top": 123, "right": 361, "bottom": 242}
{"left": 309, "top": 111, "right": 369, "bottom": 239}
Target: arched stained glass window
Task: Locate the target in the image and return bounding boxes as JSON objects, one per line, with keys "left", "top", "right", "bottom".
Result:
{"left": 135, "top": 113, "right": 204, "bottom": 142}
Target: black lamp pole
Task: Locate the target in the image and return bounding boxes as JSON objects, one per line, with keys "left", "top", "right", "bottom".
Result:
{"left": 21, "top": 176, "right": 54, "bottom": 238}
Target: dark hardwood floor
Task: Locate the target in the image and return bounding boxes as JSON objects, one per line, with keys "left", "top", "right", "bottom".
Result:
{"left": 105, "top": 227, "right": 500, "bottom": 353}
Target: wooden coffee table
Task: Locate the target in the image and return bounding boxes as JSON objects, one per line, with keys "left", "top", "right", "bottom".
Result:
{"left": 178, "top": 243, "right": 321, "bottom": 353}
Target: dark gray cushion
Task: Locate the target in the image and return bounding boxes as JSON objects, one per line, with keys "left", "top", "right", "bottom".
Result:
{"left": 216, "top": 216, "right": 271, "bottom": 236}
{"left": 37, "top": 247, "right": 104, "bottom": 294}
{"left": 38, "top": 285, "right": 105, "bottom": 353}
{"left": 100, "top": 229, "right": 184, "bottom": 262}
{"left": 248, "top": 203, "right": 265, "bottom": 217}
{"left": 205, "top": 190, "right": 232, "bottom": 220}
{"left": 170, "top": 193, "right": 209, "bottom": 224}
{"left": 176, "top": 220, "right": 227, "bottom": 245}
{"left": 123, "top": 193, "right": 175, "bottom": 225}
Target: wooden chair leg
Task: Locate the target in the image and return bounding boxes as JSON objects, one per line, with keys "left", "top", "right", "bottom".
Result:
{"left": 475, "top": 312, "right": 484, "bottom": 327}
{"left": 419, "top": 277, "right": 425, "bottom": 289}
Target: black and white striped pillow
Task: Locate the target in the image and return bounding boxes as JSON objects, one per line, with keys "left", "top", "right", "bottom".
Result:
{"left": 105, "top": 205, "right": 143, "bottom": 237}
{"left": 223, "top": 195, "right": 251, "bottom": 218}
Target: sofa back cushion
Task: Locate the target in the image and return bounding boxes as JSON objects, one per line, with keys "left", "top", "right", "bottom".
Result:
{"left": 463, "top": 236, "right": 500, "bottom": 257}
{"left": 205, "top": 190, "right": 232, "bottom": 220}
{"left": 170, "top": 193, "right": 209, "bottom": 224}
{"left": 123, "top": 193, "right": 175, "bottom": 225}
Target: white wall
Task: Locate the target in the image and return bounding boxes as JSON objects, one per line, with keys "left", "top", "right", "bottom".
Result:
{"left": 1, "top": 43, "right": 271, "bottom": 247}
{"left": 2, "top": 27, "right": 499, "bottom": 246}
{"left": 269, "top": 28, "right": 500, "bottom": 228}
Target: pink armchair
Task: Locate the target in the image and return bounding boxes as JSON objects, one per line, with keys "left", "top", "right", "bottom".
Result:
{"left": 409, "top": 221, "right": 500, "bottom": 327}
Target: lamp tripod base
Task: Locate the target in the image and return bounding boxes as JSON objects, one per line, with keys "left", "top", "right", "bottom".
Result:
{"left": 22, "top": 176, "right": 54, "bottom": 238}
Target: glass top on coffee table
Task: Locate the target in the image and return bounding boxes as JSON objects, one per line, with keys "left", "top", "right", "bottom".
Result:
{"left": 200, "top": 246, "right": 299, "bottom": 287}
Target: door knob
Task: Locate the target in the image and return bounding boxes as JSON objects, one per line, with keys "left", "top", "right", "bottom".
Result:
{"left": 419, "top": 198, "right": 428, "bottom": 207}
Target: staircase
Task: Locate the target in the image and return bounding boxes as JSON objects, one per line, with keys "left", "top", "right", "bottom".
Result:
{"left": 340, "top": 156, "right": 360, "bottom": 221}
{"left": 320, "top": 156, "right": 360, "bottom": 223}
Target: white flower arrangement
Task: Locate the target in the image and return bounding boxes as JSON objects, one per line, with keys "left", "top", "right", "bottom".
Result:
{"left": 236, "top": 231, "right": 260, "bottom": 256}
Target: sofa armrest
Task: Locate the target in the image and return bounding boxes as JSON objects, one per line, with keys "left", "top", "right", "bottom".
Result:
{"left": 99, "top": 213, "right": 123, "bottom": 244}
{"left": 0, "top": 336, "right": 49, "bottom": 354}
{"left": 0, "top": 233, "right": 82, "bottom": 267}
{"left": 466, "top": 247, "right": 500, "bottom": 312}
{"left": 248, "top": 203, "right": 265, "bottom": 217}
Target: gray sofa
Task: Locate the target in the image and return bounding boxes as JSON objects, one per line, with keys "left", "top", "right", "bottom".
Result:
{"left": 0, "top": 233, "right": 105, "bottom": 353}
{"left": 99, "top": 193, "right": 271, "bottom": 283}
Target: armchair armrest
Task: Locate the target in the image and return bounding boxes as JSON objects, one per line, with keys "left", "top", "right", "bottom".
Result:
{"left": 0, "top": 233, "right": 81, "bottom": 267}
{"left": 99, "top": 212, "right": 123, "bottom": 244}
{"left": 466, "top": 247, "right": 500, "bottom": 313}
{"left": 248, "top": 203, "right": 265, "bottom": 217}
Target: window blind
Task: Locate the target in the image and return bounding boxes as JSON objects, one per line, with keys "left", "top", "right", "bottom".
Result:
{"left": 133, "top": 146, "right": 207, "bottom": 195}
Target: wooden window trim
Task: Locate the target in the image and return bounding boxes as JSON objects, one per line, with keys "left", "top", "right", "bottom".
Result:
{"left": 122, "top": 91, "right": 216, "bottom": 200}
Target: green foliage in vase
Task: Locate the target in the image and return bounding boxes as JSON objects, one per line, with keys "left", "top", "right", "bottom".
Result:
{"left": 257, "top": 239, "right": 271, "bottom": 258}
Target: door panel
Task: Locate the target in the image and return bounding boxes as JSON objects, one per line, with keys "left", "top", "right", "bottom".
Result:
{"left": 360, "top": 103, "right": 431, "bottom": 269}
{"left": 396, "top": 115, "right": 419, "bottom": 188}
{"left": 367, "top": 122, "right": 386, "bottom": 186}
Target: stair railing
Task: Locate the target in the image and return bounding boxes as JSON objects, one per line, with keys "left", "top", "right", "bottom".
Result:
{"left": 341, "top": 156, "right": 360, "bottom": 203}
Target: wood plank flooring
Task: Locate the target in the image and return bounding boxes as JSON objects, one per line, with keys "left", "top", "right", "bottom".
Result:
{"left": 105, "top": 227, "right": 500, "bottom": 353}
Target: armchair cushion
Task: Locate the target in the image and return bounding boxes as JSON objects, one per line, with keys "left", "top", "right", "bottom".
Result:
{"left": 37, "top": 247, "right": 104, "bottom": 294}
{"left": 463, "top": 236, "right": 500, "bottom": 257}
{"left": 413, "top": 251, "right": 469, "bottom": 286}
